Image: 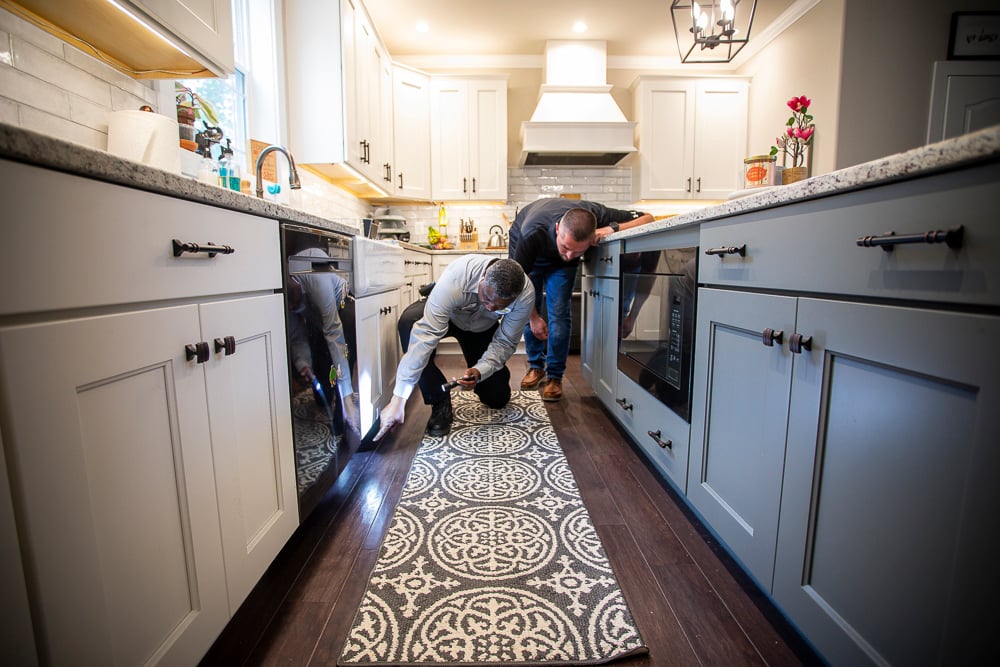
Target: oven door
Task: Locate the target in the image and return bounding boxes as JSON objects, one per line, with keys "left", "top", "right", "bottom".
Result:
{"left": 617, "top": 248, "right": 697, "bottom": 422}
{"left": 280, "top": 223, "right": 360, "bottom": 521}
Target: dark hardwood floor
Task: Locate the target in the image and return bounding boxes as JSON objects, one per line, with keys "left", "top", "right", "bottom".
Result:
{"left": 202, "top": 353, "right": 823, "bottom": 666}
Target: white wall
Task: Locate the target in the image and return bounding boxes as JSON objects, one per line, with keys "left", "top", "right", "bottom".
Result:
{"left": 738, "top": 0, "right": 845, "bottom": 176}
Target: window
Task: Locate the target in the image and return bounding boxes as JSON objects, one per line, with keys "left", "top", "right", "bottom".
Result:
{"left": 169, "top": 0, "right": 282, "bottom": 176}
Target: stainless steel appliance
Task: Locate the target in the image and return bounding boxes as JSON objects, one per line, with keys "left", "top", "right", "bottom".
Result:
{"left": 279, "top": 223, "right": 360, "bottom": 521}
{"left": 617, "top": 246, "right": 698, "bottom": 422}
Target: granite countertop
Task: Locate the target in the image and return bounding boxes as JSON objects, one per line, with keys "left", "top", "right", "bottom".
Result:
{"left": 609, "top": 125, "right": 1000, "bottom": 241}
{"left": 399, "top": 241, "right": 507, "bottom": 255}
{"left": 0, "top": 123, "right": 358, "bottom": 237}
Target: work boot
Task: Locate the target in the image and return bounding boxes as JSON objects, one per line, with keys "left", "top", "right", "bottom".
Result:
{"left": 520, "top": 367, "right": 546, "bottom": 390}
{"left": 541, "top": 378, "right": 563, "bottom": 402}
{"left": 425, "top": 394, "right": 453, "bottom": 436}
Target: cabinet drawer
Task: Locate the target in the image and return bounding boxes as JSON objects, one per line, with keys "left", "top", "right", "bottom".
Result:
{"left": 1, "top": 160, "right": 281, "bottom": 316}
{"left": 699, "top": 161, "right": 1000, "bottom": 307}
{"left": 582, "top": 241, "right": 620, "bottom": 277}
{"left": 613, "top": 372, "right": 690, "bottom": 494}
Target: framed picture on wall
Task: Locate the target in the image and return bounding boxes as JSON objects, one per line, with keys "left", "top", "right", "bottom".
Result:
{"left": 948, "top": 12, "right": 1000, "bottom": 60}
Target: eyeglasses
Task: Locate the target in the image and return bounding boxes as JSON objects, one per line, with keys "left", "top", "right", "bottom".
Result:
{"left": 493, "top": 305, "right": 513, "bottom": 315}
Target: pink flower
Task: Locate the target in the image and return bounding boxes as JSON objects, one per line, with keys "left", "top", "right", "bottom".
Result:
{"left": 786, "top": 95, "right": 811, "bottom": 113}
{"left": 799, "top": 126, "right": 815, "bottom": 141}
{"left": 786, "top": 126, "right": 795, "bottom": 137}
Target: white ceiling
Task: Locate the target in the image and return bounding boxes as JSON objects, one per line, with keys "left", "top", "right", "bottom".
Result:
{"left": 363, "top": 0, "right": 797, "bottom": 61}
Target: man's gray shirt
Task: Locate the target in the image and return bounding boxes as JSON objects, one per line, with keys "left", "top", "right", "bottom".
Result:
{"left": 394, "top": 254, "right": 534, "bottom": 399}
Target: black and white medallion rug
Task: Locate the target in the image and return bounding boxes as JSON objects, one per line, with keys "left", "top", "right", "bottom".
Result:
{"left": 338, "top": 390, "right": 647, "bottom": 665}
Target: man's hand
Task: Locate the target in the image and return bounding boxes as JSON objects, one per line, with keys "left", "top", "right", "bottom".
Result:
{"left": 529, "top": 311, "right": 549, "bottom": 340}
{"left": 455, "top": 368, "right": 480, "bottom": 390}
{"left": 593, "top": 227, "right": 613, "bottom": 244}
{"left": 374, "top": 395, "right": 405, "bottom": 441}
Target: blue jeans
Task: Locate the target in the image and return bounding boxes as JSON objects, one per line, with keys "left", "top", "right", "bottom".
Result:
{"left": 524, "top": 263, "right": 577, "bottom": 381}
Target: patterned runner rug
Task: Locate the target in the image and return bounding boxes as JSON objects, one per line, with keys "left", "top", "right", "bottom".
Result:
{"left": 338, "top": 390, "right": 647, "bottom": 665}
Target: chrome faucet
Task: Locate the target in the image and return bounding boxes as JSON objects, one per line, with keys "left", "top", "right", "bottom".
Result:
{"left": 255, "top": 144, "right": 302, "bottom": 199}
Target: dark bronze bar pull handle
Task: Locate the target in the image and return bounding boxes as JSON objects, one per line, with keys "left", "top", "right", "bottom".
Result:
{"left": 472, "top": 177, "right": 477, "bottom": 194}
{"left": 172, "top": 240, "right": 235, "bottom": 258}
{"left": 648, "top": 430, "right": 672, "bottom": 449}
{"left": 185, "top": 341, "right": 210, "bottom": 364}
{"left": 762, "top": 328, "right": 784, "bottom": 347}
{"left": 463, "top": 177, "right": 468, "bottom": 193}
{"left": 214, "top": 336, "right": 236, "bottom": 356}
{"left": 686, "top": 177, "right": 692, "bottom": 192}
{"left": 705, "top": 244, "right": 747, "bottom": 257}
{"left": 789, "top": 333, "right": 813, "bottom": 354}
{"left": 856, "top": 225, "right": 963, "bottom": 252}
{"left": 615, "top": 397, "right": 633, "bottom": 412}
{"left": 696, "top": 177, "right": 701, "bottom": 193}
{"left": 398, "top": 172, "right": 404, "bottom": 189}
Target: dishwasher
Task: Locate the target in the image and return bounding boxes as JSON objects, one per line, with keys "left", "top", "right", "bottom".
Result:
{"left": 279, "top": 223, "right": 360, "bottom": 521}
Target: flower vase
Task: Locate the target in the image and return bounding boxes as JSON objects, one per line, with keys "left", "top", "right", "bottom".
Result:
{"left": 782, "top": 166, "right": 809, "bottom": 185}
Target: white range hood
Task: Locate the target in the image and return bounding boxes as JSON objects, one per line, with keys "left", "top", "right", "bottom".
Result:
{"left": 520, "top": 41, "right": 637, "bottom": 167}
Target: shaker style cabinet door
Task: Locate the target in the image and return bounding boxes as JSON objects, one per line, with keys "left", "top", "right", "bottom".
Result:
{"left": 200, "top": 294, "right": 298, "bottom": 612}
{"left": 774, "top": 298, "right": 1000, "bottom": 667}
{"left": 354, "top": 290, "right": 400, "bottom": 438}
{"left": 581, "top": 275, "right": 618, "bottom": 409}
{"left": 0, "top": 306, "right": 229, "bottom": 666}
{"left": 687, "top": 287, "right": 797, "bottom": 590}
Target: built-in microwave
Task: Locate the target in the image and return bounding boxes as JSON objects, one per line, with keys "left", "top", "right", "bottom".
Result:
{"left": 617, "top": 246, "right": 698, "bottom": 422}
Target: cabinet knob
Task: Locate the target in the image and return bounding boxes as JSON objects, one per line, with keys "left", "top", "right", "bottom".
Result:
{"left": 185, "top": 341, "right": 210, "bottom": 364}
{"left": 762, "top": 328, "right": 784, "bottom": 347}
{"left": 648, "top": 430, "right": 672, "bottom": 449}
{"left": 789, "top": 332, "right": 813, "bottom": 354}
{"left": 615, "top": 397, "right": 633, "bottom": 412}
{"left": 214, "top": 336, "right": 236, "bottom": 356}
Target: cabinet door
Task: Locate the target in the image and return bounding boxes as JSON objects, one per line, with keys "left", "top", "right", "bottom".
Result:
{"left": 200, "top": 294, "right": 298, "bottom": 612}
{"left": 692, "top": 80, "right": 747, "bottom": 198}
{"left": 375, "top": 44, "right": 395, "bottom": 189}
{"left": 393, "top": 66, "right": 432, "bottom": 199}
{"left": 130, "top": 0, "right": 234, "bottom": 75}
{"left": 774, "top": 299, "right": 1000, "bottom": 667}
{"left": 581, "top": 275, "right": 599, "bottom": 387}
{"left": 0, "top": 307, "right": 229, "bottom": 666}
{"left": 581, "top": 276, "right": 618, "bottom": 407}
{"left": 468, "top": 80, "right": 508, "bottom": 200}
{"left": 633, "top": 80, "right": 694, "bottom": 200}
{"left": 430, "top": 80, "right": 470, "bottom": 200}
{"left": 354, "top": 291, "right": 400, "bottom": 437}
{"left": 688, "top": 288, "right": 797, "bottom": 589}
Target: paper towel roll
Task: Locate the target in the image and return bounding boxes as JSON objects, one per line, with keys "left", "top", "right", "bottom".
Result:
{"left": 107, "top": 110, "right": 182, "bottom": 174}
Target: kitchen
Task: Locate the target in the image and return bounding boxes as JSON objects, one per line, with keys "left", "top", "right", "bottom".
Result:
{"left": 1, "top": 1, "right": 999, "bottom": 666}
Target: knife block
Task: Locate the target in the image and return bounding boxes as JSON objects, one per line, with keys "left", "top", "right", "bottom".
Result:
{"left": 459, "top": 231, "right": 478, "bottom": 250}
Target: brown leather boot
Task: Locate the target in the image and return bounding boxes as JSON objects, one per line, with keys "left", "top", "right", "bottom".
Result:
{"left": 520, "top": 368, "right": 546, "bottom": 390}
{"left": 541, "top": 378, "right": 563, "bottom": 402}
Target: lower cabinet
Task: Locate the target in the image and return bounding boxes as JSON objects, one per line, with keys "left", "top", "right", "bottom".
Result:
{"left": 613, "top": 372, "right": 691, "bottom": 493}
{"left": 0, "top": 292, "right": 296, "bottom": 665}
{"left": 690, "top": 287, "right": 1000, "bottom": 665}
{"left": 580, "top": 275, "right": 618, "bottom": 407}
{"left": 354, "top": 288, "right": 401, "bottom": 437}
{"left": 773, "top": 298, "right": 999, "bottom": 666}
{"left": 688, "top": 288, "right": 796, "bottom": 588}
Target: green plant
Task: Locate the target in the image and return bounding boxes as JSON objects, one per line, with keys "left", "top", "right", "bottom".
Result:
{"left": 175, "top": 83, "right": 220, "bottom": 126}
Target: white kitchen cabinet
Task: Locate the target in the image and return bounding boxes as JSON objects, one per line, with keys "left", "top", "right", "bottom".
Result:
{"left": 631, "top": 77, "right": 748, "bottom": 200}
{"left": 12, "top": 0, "right": 233, "bottom": 77}
{"left": 128, "top": 0, "right": 234, "bottom": 76}
{"left": 392, "top": 65, "right": 432, "bottom": 199}
{"left": 430, "top": 77, "right": 508, "bottom": 201}
{"left": 691, "top": 159, "right": 1000, "bottom": 666}
{"left": 354, "top": 289, "right": 401, "bottom": 438}
{"left": 401, "top": 247, "right": 433, "bottom": 311}
{"left": 0, "top": 160, "right": 296, "bottom": 665}
{"left": 285, "top": 0, "right": 393, "bottom": 195}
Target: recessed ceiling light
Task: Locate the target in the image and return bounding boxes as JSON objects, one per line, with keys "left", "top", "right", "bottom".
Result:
{"left": 415, "top": 20, "right": 430, "bottom": 33}
{"left": 572, "top": 20, "right": 588, "bottom": 33}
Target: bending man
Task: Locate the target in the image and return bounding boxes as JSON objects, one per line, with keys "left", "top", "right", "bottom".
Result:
{"left": 508, "top": 198, "right": 653, "bottom": 401}
{"left": 374, "top": 256, "right": 534, "bottom": 440}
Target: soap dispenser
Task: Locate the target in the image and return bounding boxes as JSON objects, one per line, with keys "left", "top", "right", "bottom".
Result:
{"left": 218, "top": 139, "right": 241, "bottom": 191}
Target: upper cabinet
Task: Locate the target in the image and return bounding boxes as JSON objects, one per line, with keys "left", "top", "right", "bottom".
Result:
{"left": 392, "top": 65, "right": 432, "bottom": 200}
{"left": 631, "top": 77, "right": 748, "bottom": 200}
{"left": 10, "top": 0, "right": 233, "bottom": 77}
{"left": 430, "top": 77, "right": 508, "bottom": 201}
{"left": 285, "top": 0, "right": 394, "bottom": 197}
